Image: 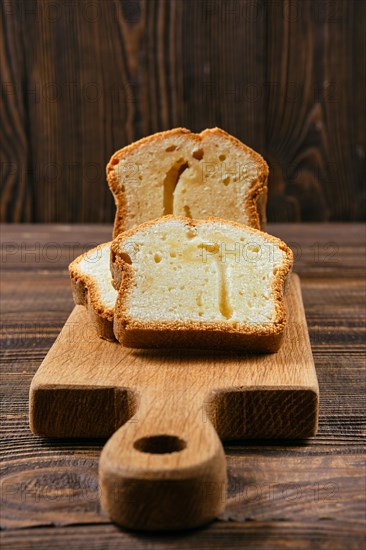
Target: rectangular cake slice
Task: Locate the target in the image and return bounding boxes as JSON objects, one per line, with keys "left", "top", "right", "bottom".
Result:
{"left": 110, "top": 216, "right": 293, "bottom": 352}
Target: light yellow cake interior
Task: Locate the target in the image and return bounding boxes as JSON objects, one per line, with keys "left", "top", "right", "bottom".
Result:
{"left": 78, "top": 244, "right": 117, "bottom": 309}
{"left": 119, "top": 219, "right": 286, "bottom": 325}
{"left": 114, "top": 131, "right": 261, "bottom": 230}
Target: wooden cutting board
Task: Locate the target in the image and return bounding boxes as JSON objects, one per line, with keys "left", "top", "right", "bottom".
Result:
{"left": 29, "top": 274, "right": 318, "bottom": 531}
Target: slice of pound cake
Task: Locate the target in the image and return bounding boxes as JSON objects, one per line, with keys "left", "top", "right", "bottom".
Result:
{"left": 107, "top": 128, "right": 268, "bottom": 237}
{"left": 69, "top": 243, "right": 117, "bottom": 341}
{"left": 110, "top": 216, "right": 293, "bottom": 352}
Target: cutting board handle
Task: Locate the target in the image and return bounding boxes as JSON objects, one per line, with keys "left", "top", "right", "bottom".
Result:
{"left": 99, "top": 389, "right": 227, "bottom": 530}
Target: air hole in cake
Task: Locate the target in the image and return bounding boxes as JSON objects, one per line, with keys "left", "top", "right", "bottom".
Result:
{"left": 186, "top": 228, "right": 197, "bottom": 239}
{"left": 165, "top": 145, "right": 177, "bottom": 152}
{"left": 170, "top": 250, "right": 177, "bottom": 258}
{"left": 184, "top": 205, "right": 192, "bottom": 218}
{"left": 248, "top": 245, "right": 260, "bottom": 253}
{"left": 120, "top": 252, "right": 132, "bottom": 265}
{"left": 163, "top": 159, "right": 189, "bottom": 215}
{"left": 273, "top": 267, "right": 278, "bottom": 275}
{"left": 223, "top": 176, "right": 230, "bottom": 186}
{"left": 219, "top": 154, "right": 226, "bottom": 161}
{"left": 154, "top": 252, "right": 162, "bottom": 263}
{"left": 192, "top": 148, "right": 204, "bottom": 160}
{"left": 199, "top": 242, "right": 219, "bottom": 254}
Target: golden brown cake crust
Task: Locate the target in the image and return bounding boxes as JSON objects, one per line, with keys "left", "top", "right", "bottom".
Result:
{"left": 69, "top": 243, "right": 116, "bottom": 341}
{"left": 107, "top": 128, "right": 269, "bottom": 238}
{"left": 111, "top": 215, "right": 293, "bottom": 352}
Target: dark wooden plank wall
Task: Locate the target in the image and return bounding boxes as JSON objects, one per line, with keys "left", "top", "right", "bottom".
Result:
{"left": 1, "top": 0, "right": 365, "bottom": 223}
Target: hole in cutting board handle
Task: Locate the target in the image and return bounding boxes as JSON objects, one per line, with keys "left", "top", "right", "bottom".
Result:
{"left": 133, "top": 435, "right": 187, "bottom": 454}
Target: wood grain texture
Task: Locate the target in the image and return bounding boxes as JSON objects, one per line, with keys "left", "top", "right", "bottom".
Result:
{"left": 1, "top": 521, "right": 365, "bottom": 550}
{"left": 265, "top": 0, "right": 366, "bottom": 222}
{"left": 1, "top": 224, "right": 365, "bottom": 544}
{"left": 1, "top": 1, "right": 365, "bottom": 223}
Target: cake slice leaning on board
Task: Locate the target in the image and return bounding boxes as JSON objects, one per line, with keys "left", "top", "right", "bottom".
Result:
{"left": 69, "top": 243, "right": 117, "bottom": 341}
{"left": 110, "top": 216, "right": 293, "bottom": 352}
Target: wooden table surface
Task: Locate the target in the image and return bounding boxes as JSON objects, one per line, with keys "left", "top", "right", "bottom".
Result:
{"left": 1, "top": 223, "right": 365, "bottom": 549}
